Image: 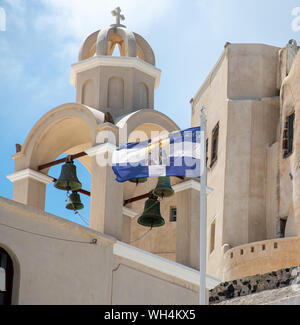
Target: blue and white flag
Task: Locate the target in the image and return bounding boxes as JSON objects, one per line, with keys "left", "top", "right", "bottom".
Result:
{"left": 112, "top": 127, "right": 202, "bottom": 183}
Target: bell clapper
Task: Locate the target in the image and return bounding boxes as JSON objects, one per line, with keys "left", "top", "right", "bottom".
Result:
{"left": 65, "top": 190, "right": 70, "bottom": 202}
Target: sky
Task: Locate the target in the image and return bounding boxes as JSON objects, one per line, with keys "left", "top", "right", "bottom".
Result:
{"left": 0, "top": 0, "right": 300, "bottom": 225}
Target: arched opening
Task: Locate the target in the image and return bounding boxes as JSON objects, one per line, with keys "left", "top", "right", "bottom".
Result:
{"left": 31, "top": 116, "right": 93, "bottom": 222}
{"left": 15, "top": 104, "right": 102, "bottom": 222}
{"left": 121, "top": 118, "right": 180, "bottom": 262}
{"left": 111, "top": 44, "right": 121, "bottom": 57}
{"left": 0, "top": 248, "right": 14, "bottom": 305}
{"left": 107, "top": 33, "right": 127, "bottom": 57}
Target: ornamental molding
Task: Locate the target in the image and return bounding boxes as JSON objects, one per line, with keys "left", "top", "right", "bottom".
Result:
{"left": 7, "top": 169, "right": 53, "bottom": 185}
{"left": 122, "top": 207, "right": 139, "bottom": 219}
{"left": 70, "top": 55, "right": 161, "bottom": 89}
{"left": 173, "top": 180, "right": 213, "bottom": 195}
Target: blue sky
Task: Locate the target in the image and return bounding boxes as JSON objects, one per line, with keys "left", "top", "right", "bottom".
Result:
{"left": 0, "top": 0, "right": 299, "bottom": 225}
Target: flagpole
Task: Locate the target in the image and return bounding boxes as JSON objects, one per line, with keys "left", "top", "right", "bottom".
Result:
{"left": 200, "top": 106, "right": 207, "bottom": 305}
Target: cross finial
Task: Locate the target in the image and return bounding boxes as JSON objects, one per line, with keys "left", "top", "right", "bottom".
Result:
{"left": 111, "top": 7, "right": 125, "bottom": 25}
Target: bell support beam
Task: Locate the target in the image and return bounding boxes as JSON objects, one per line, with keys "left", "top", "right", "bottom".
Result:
{"left": 124, "top": 191, "right": 152, "bottom": 206}
{"left": 38, "top": 152, "right": 87, "bottom": 171}
{"left": 123, "top": 178, "right": 195, "bottom": 206}
{"left": 49, "top": 176, "right": 91, "bottom": 197}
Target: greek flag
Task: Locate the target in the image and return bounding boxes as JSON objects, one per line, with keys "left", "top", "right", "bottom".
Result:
{"left": 112, "top": 127, "right": 201, "bottom": 183}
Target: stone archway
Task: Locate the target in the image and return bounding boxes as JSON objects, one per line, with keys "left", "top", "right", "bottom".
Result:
{"left": 8, "top": 103, "right": 105, "bottom": 211}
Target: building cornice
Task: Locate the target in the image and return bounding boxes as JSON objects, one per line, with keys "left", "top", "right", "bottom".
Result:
{"left": 70, "top": 56, "right": 161, "bottom": 89}
{"left": 113, "top": 241, "right": 221, "bottom": 290}
{"left": 173, "top": 180, "right": 213, "bottom": 195}
{"left": 7, "top": 169, "right": 53, "bottom": 185}
{"left": 122, "top": 207, "right": 139, "bottom": 219}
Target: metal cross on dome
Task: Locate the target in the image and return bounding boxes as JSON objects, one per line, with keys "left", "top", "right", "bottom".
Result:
{"left": 111, "top": 7, "right": 125, "bottom": 25}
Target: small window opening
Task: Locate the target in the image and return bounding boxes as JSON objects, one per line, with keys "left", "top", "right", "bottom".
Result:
{"left": 279, "top": 217, "right": 288, "bottom": 238}
{"left": 210, "top": 220, "right": 216, "bottom": 254}
{"left": 206, "top": 139, "right": 209, "bottom": 166}
{"left": 283, "top": 112, "right": 295, "bottom": 158}
{"left": 170, "top": 207, "right": 177, "bottom": 222}
{"left": 210, "top": 123, "right": 219, "bottom": 168}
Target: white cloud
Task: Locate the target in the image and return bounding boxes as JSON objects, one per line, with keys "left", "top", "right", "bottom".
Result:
{"left": 2, "top": 0, "right": 26, "bottom": 31}
{"left": 0, "top": 38, "right": 24, "bottom": 82}
{"left": 35, "top": 0, "right": 177, "bottom": 59}
{"left": 0, "top": 37, "right": 63, "bottom": 112}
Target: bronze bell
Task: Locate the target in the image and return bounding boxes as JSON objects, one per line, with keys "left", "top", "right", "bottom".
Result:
{"left": 153, "top": 177, "right": 174, "bottom": 198}
{"left": 138, "top": 194, "right": 165, "bottom": 228}
{"left": 54, "top": 156, "right": 82, "bottom": 192}
{"left": 66, "top": 192, "right": 84, "bottom": 211}
{"left": 129, "top": 178, "right": 148, "bottom": 184}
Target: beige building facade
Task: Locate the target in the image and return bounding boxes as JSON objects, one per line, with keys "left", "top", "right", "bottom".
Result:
{"left": 2, "top": 8, "right": 300, "bottom": 304}
{"left": 191, "top": 39, "right": 300, "bottom": 281}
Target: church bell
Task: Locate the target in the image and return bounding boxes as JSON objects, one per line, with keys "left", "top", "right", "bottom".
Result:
{"left": 54, "top": 156, "right": 82, "bottom": 192}
{"left": 153, "top": 177, "right": 174, "bottom": 198}
{"left": 66, "top": 192, "right": 84, "bottom": 211}
{"left": 138, "top": 194, "right": 165, "bottom": 228}
{"left": 129, "top": 178, "right": 148, "bottom": 184}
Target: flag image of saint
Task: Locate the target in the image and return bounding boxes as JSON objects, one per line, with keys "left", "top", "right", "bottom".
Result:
{"left": 146, "top": 138, "right": 170, "bottom": 166}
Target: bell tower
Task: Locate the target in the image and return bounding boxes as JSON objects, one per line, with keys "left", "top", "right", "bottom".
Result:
{"left": 70, "top": 7, "right": 161, "bottom": 120}
{"left": 7, "top": 7, "right": 179, "bottom": 248}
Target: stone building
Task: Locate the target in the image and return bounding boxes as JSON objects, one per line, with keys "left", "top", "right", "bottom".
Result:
{"left": 190, "top": 39, "right": 300, "bottom": 283}
{"left": 1, "top": 8, "right": 300, "bottom": 305}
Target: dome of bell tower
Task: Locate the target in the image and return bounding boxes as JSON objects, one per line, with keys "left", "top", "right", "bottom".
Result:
{"left": 78, "top": 7, "right": 155, "bottom": 66}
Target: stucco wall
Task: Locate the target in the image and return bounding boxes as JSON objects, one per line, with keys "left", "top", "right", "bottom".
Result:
{"left": 192, "top": 46, "right": 229, "bottom": 280}
{"left": 224, "top": 97, "right": 279, "bottom": 246}
{"left": 112, "top": 263, "right": 198, "bottom": 305}
{"left": 0, "top": 197, "right": 115, "bottom": 305}
{"left": 191, "top": 43, "right": 280, "bottom": 281}
{"left": 227, "top": 44, "right": 279, "bottom": 99}
{"left": 0, "top": 196, "right": 216, "bottom": 305}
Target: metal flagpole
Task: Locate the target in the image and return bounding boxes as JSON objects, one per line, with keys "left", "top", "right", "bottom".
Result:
{"left": 200, "top": 106, "right": 207, "bottom": 305}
